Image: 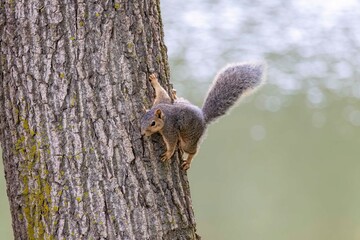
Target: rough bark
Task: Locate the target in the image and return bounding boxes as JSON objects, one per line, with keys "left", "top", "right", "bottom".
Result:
{"left": 0, "top": 1, "right": 198, "bottom": 239}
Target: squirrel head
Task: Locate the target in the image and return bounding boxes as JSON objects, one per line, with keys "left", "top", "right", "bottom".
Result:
{"left": 140, "top": 108, "right": 165, "bottom": 136}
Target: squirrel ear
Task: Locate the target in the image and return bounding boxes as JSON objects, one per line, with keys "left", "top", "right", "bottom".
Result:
{"left": 154, "top": 109, "right": 163, "bottom": 119}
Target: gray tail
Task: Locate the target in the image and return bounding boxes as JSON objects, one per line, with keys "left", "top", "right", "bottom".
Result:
{"left": 202, "top": 62, "right": 265, "bottom": 124}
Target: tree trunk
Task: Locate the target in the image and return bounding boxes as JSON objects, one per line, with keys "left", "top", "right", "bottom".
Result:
{"left": 0, "top": 1, "right": 198, "bottom": 239}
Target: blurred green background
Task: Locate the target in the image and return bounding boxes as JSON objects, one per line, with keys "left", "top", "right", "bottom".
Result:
{"left": 162, "top": 0, "right": 360, "bottom": 239}
{"left": 1, "top": 0, "right": 360, "bottom": 239}
{"left": 0, "top": 151, "right": 12, "bottom": 238}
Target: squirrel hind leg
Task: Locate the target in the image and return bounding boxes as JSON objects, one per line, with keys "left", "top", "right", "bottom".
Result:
{"left": 149, "top": 73, "right": 172, "bottom": 105}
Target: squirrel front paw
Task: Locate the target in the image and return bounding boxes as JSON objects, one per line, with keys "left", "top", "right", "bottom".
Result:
{"left": 149, "top": 73, "right": 158, "bottom": 83}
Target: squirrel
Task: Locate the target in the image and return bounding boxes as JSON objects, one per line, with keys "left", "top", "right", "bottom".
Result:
{"left": 141, "top": 62, "right": 265, "bottom": 170}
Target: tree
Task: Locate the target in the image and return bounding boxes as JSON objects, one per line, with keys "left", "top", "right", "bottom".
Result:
{"left": 0, "top": 1, "right": 198, "bottom": 239}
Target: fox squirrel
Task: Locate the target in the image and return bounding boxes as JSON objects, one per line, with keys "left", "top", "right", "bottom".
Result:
{"left": 141, "top": 62, "right": 266, "bottom": 170}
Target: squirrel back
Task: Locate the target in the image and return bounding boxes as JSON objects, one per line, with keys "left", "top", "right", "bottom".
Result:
{"left": 202, "top": 62, "right": 265, "bottom": 124}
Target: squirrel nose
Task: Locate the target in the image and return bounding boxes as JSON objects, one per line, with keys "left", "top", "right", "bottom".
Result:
{"left": 142, "top": 131, "right": 151, "bottom": 137}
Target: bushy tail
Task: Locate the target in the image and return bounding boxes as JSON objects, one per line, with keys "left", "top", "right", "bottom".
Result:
{"left": 202, "top": 62, "right": 266, "bottom": 124}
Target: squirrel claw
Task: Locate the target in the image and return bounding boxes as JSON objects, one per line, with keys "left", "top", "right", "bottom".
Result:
{"left": 149, "top": 74, "right": 157, "bottom": 82}
{"left": 171, "top": 89, "right": 177, "bottom": 100}
{"left": 181, "top": 161, "right": 190, "bottom": 171}
{"left": 161, "top": 152, "right": 171, "bottom": 162}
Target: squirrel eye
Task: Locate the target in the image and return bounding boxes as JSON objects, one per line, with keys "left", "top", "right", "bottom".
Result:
{"left": 150, "top": 121, "right": 156, "bottom": 126}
